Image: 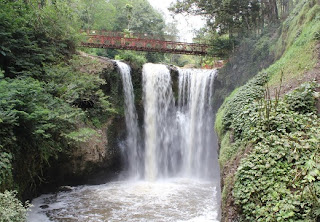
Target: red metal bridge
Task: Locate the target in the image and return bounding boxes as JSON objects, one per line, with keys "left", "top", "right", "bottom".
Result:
{"left": 81, "top": 30, "right": 209, "bottom": 55}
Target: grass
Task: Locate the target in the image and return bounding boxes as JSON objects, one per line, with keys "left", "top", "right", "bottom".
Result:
{"left": 268, "top": 2, "right": 320, "bottom": 86}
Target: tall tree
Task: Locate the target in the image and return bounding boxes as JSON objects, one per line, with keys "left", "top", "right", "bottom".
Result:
{"left": 76, "top": 0, "right": 116, "bottom": 30}
{"left": 170, "top": 0, "right": 296, "bottom": 37}
{"left": 110, "top": 0, "right": 165, "bottom": 35}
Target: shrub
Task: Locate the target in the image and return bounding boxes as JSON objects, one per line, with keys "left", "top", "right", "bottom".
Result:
{"left": 285, "top": 81, "right": 318, "bottom": 114}
{"left": 227, "top": 83, "right": 320, "bottom": 221}
{"left": 115, "top": 51, "right": 147, "bottom": 68}
{"left": 0, "top": 191, "right": 29, "bottom": 222}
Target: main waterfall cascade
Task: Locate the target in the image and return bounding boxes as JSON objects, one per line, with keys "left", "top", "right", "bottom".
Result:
{"left": 27, "top": 62, "right": 221, "bottom": 222}
{"left": 142, "top": 64, "right": 176, "bottom": 180}
{"left": 118, "top": 62, "right": 219, "bottom": 180}
{"left": 142, "top": 63, "right": 219, "bottom": 180}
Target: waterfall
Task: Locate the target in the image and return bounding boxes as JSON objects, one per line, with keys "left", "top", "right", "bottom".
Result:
{"left": 117, "top": 61, "right": 218, "bottom": 180}
{"left": 116, "top": 61, "right": 142, "bottom": 178}
{"left": 177, "top": 68, "right": 217, "bottom": 178}
{"left": 142, "top": 63, "right": 218, "bottom": 180}
{"left": 27, "top": 63, "right": 221, "bottom": 222}
{"left": 142, "top": 63, "right": 176, "bottom": 181}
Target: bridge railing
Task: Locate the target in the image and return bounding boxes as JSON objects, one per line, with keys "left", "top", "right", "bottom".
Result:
{"left": 80, "top": 30, "right": 210, "bottom": 55}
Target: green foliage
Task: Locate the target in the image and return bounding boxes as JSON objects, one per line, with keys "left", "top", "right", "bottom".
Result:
{"left": 215, "top": 2, "right": 320, "bottom": 220}
{"left": 115, "top": 51, "right": 147, "bottom": 68}
{"left": 220, "top": 72, "right": 268, "bottom": 138}
{"left": 211, "top": 25, "right": 279, "bottom": 113}
{"left": 0, "top": 77, "right": 80, "bottom": 191}
{"left": 63, "top": 128, "right": 98, "bottom": 143}
{"left": 0, "top": 151, "right": 13, "bottom": 191}
{"left": 285, "top": 81, "right": 318, "bottom": 114}
{"left": 0, "top": 191, "right": 29, "bottom": 222}
{"left": 171, "top": 0, "right": 261, "bottom": 35}
{"left": 0, "top": 0, "right": 129, "bottom": 200}
{"left": 212, "top": 0, "right": 319, "bottom": 119}
{"left": 268, "top": 2, "right": 320, "bottom": 86}
{"left": 217, "top": 78, "right": 320, "bottom": 221}
{"left": 221, "top": 174, "right": 234, "bottom": 212}
{"left": 0, "top": 54, "right": 115, "bottom": 194}
{"left": 77, "top": 0, "right": 116, "bottom": 30}
{"left": 43, "top": 58, "right": 115, "bottom": 119}
{"left": 0, "top": 70, "right": 4, "bottom": 79}
{"left": 214, "top": 107, "right": 224, "bottom": 139}
{"left": 208, "top": 35, "right": 237, "bottom": 58}
{"left": 0, "top": 0, "right": 79, "bottom": 78}
{"left": 233, "top": 100, "right": 320, "bottom": 221}
{"left": 111, "top": 0, "right": 165, "bottom": 35}
{"left": 218, "top": 132, "right": 239, "bottom": 168}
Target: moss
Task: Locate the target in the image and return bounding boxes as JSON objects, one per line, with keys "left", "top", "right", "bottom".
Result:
{"left": 219, "top": 132, "right": 236, "bottom": 168}
{"left": 214, "top": 107, "right": 224, "bottom": 139}
{"left": 221, "top": 174, "right": 233, "bottom": 211}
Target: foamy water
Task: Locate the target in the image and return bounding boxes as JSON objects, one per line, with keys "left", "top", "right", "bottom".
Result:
{"left": 27, "top": 178, "right": 220, "bottom": 222}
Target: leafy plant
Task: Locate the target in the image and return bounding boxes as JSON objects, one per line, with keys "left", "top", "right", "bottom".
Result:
{"left": 63, "top": 128, "right": 98, "bottom": 143}
{"left": 233, "top": 106, "right": 320, "bottom": 221}
{"left": 0, "top": 191, "right": 30, "bottom": 222}
{"left": 285, "top": 81, "right": 318, "bottom": 114}
{"left": 0, "top": 151, "right": 13, "bottom": 191}
{"left": 115, "top": 51, "right": 147, "bottom": 68}
{"left": 218, "top": 72, "right": 268, "bottom": 139}
{"left": 217, "top": 80, "right": 320, "bottom": 221}
{"left": 0, "top": 0, "right": 79, "bottom": 78}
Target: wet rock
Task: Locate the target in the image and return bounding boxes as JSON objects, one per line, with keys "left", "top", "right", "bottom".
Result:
{"left": 59, "top": 186, "right": 74, "bottom": 192}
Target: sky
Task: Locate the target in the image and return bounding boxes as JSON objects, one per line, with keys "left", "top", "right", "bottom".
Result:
{"left": 147, "top": 0, "right": 206, "bottom": 42}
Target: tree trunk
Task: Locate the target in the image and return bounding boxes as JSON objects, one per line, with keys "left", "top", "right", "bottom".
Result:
{"left": 271, "top": 0, "right": 279, "bottom": 21}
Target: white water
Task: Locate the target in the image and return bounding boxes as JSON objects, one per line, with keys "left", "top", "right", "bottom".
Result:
{"left": 143, "top": 64, "right": 176, "bottom": 180}
{"left": 28, "top": 63, "right": 221, "bottom": 222}
{"left": 116, "top": 61, "right": 142, "bottom": 178}
{"left": 27, "top": 178, "right": 219, "bottom": 222}
{"left": 142, "top": 64, "right": 218, "bottom": 180}
{"left": 177, "top": 68, "right": 217, "bottom": 178}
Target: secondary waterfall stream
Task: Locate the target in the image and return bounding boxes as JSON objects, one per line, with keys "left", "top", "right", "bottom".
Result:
{"left": 27, "top": 62, "right": 221, "bottom": 222}
{"left": 116, "top": 61, "right": 142, "bottom": 178}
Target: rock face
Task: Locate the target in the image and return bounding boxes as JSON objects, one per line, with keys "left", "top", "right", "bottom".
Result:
{"left": 68, "top": 121, "right": 120, "bottom": 180}
{"left": 36, "top": 55, "right": 126, "bottom": 195}
{"left": 63, "top": 56, "right": 126, "bottom": 184}
{"left": 43, "top": 120, "right": 125, "bottom": 191}
{"left": 72, "top": 128, "right": 108, "bottom": 171}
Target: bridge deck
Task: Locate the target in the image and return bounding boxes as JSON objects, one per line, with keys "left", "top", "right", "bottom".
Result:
{"left": 81, "top": 31, "right": 209, "bottom": 55}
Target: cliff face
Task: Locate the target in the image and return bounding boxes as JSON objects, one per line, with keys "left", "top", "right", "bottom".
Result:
{"left": 32, "top": 54, "right": 127, "bottom": 197}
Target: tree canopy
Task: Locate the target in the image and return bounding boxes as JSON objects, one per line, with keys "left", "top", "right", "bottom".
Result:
{"left": 170, "top": 0, "right": 297, "bottom": 36}
{"left": 170, "top": 0, "right": 300, "bottom": 57}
